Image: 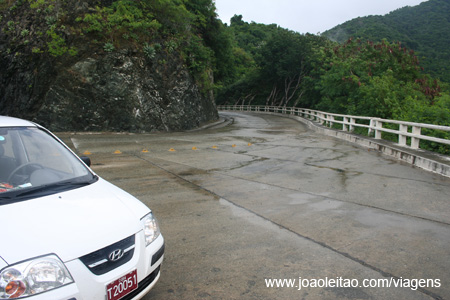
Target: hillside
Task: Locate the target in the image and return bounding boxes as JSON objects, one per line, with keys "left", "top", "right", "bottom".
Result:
{"left": 0, "top": 0, "right": 223, "bottom": 131}
{"left": 322, "top": 0, "right": 450, "bottom": 82}
{"left": 216, "top": 15, "right": 450, "bottom": 153}
{"left": 1, "top": 0, "right": 449, "bottom": 148}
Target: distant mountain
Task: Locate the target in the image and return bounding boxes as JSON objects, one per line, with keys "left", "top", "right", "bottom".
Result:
{"left": 322, "top": 0, "right": 450, "bottom": 82}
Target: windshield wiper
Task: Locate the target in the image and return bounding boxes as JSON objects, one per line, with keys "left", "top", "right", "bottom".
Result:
{"left": 0, "top": 175, "right": 98, "bottom": 202}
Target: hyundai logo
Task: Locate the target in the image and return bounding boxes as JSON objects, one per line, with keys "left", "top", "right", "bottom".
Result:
{"left": 108, "top": 249, "right": 124, "bottom": 262}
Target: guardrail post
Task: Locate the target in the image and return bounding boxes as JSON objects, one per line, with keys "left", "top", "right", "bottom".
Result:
{"left": 372, "top": 119, "right": 382, "bottom": 139}
{"left": 411, "top": 126, "right": 421, "bottom": 149}
{"left": 376, "top": 120, "right": 383, "bottom": 139}
{"left": 343, "top": 117, "right": 348, "bottom": 131}
{"left": 349, "top": 118, "right": 355, "bottom": 132}
{"left": 399, "top": 124, "right": 408, "bottom": 146}
{"left": 328, "top": 115, "right": 334, "bottom": 128}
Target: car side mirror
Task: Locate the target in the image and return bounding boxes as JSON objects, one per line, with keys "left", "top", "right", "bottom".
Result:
{"left": 80, "top": 156, "right": 91, "bottom": 167}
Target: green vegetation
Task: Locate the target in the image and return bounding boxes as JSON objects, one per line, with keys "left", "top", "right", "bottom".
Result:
{"left": 0, "top": 0, "right": 448, "bottom": 152}
{"left": 216, "top": 11, "right": 449, "bottom": 154}
{"left": 46, "top": 27, "right": 77, "bottom": 56}
{"left": 217, "top": 18, "right": 329, "bottom": 108}
{"left": 1, "top": 0, "right": 231, "bottom": 91}
{"left": 315, "top": 39, "right": 439, "bottom": 118}
{"left": 322, "top": 0, "right": 450, "bottom": 83}
{"left": 72, "top": 0, "right": 227, "bottom": 89}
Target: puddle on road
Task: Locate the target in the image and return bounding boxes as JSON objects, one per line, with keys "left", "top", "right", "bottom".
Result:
{"left": 177, "top": 168, "right": 209, "bottom": 177}
{"left": 287, "top": 193, "right": 320, "bottom": 205}
{"left": 257, "top": 129, "right": 301, "bottom": 135}
{"left": 218, "top": 198, "right": 294, "bottom": 240}
{"left": 308, "top": 199, "right": 344, "bottom": 212}
{"left": 353, "top": 207, "right": 450, "bottom": 245}
{"left": 287, "top": 193, "right": 344, "bottom": 212}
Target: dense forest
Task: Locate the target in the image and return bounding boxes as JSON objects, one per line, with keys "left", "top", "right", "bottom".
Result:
{"left": 0, "top": 0, "right": 449, "bottom": 151}
{"left": 214, "top": 0, "right": 449, "bottom": 153}
{"left": 323, "top": 0, "right": 450, "bottom": 83}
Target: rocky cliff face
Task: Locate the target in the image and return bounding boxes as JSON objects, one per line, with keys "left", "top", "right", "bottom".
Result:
{"left": 0, "top": 1, "right": 218, "bottom": 132}
{"left": 35, "top": 50, "right": 218, "bottom": 132}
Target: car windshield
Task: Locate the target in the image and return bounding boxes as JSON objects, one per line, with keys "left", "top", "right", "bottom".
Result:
{"left": 0, "top": 126, "right": 96, "bottom": 203}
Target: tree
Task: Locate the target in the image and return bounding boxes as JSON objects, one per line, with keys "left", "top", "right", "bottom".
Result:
{"left": 256, "top": 29, "right": 307, "bottom": 106}
{"left": 322, "top": 0, "right": 450, "bottom": 82}
{"left": 316, "top": 38, "right": 441, "bottom": 118}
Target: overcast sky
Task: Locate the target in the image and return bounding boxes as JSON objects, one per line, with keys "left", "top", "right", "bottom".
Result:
{"left": 214, "top": 0, "right": 427, "bottom": 34}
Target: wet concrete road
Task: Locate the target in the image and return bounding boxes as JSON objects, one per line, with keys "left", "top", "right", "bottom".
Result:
{"left": 60, "top": 112, "right": 450, "bottom": 299}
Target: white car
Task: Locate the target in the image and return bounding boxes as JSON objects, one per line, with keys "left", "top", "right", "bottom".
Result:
{"left": 0, "top": 116, "right": 164, "bottom": 300}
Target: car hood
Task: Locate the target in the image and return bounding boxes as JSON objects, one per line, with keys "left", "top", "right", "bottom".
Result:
{"left": 0, "top": 178, "right": 149, "bottom": 264}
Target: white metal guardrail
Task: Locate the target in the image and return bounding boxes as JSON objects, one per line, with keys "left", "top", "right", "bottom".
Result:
{"left": 217, "top": 105, "right": 450, "bottom": 151}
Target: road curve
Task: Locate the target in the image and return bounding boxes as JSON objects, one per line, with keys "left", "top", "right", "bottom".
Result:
{"left": 63, "top": 111, "right": 450, "bottom": 300}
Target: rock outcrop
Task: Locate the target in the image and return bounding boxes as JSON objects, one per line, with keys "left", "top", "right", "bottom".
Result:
{"left": 0, "top": 1, "right": 218, "bottom": 132}
{"left": 36, "top": 50, "right": 218, "bottom": 132}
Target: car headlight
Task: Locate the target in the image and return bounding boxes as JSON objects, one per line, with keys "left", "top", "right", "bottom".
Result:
{"left": 0, "top": 254, "right": 73, "bottom": 299}
{"left": 141, "top": 212, "right": 160, "bottom": 246}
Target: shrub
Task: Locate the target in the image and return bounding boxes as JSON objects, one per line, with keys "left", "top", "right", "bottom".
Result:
{"left": 103, "top": 42, "right": 115, "bottom": 52}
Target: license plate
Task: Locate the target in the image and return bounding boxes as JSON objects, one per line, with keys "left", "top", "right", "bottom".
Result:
{"left": 106, "top": 270, "right": 138, "bottom": 300}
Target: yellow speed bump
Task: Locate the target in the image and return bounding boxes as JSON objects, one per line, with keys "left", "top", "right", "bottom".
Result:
{"left": 169, "top": 148, "right": 176, "bottom": 152}
{"left": 142, "top": 149, "right": 149, "bottom": 153}
{"left": 114, "top": 150, "right": 122, "bottom": 154}
{"left": 83, "top": 151, "right": 92, "bottom": 155}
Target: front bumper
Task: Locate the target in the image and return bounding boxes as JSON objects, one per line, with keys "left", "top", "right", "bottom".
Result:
{"left": 14, "top": 233, "right": 164, "bottom": 300}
